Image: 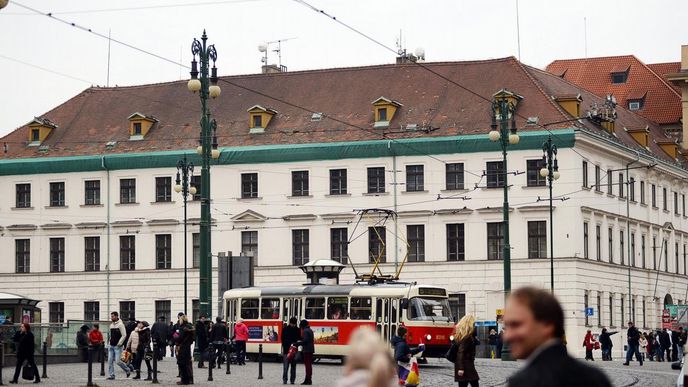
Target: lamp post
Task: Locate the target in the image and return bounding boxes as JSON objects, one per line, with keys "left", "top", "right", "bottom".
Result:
{"left": 175, "top": 157, "right": 196, "bottom": 315}
{"left": 187, "top": 30, "right": 221, "bottom": 318}
{"left": 540, "top": 136, "right": 560, "bottom": 293}
{"left": 488, "top": 94, "right": 519, "bottom": 361}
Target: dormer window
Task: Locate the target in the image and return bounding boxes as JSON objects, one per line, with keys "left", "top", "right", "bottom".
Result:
{"left": 133, "top": 122, "right": 142, "bottom": 135}
{"left": 26, "top": 117, "right": 57, "bottom": 146}
{"left": 372, "top": 97, "right": 402, "bottom": 128}
{"left": 247, "top": 105, "right": 277, "bottom": 134}
{"left": 610, "top": 65, "right": 630, "bottom": 84}
{"left": 626, "top": 91, "right": 646, "bottom": 111}
{"left": 127, "top": 112, "right": 157, "bottom": 140}
{"left": 31, "top": 129, "right": 40, "bottom": 142}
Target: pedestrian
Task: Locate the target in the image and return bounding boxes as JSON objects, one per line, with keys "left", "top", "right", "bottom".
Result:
{"left": 334, "top": 326, "right": 395, "bottom": 387}
{"left": 504, "top": 287, "right": 611, "bottom": 387}
{"left": 9, "top": 323, "right": 40, "bottom": 384}
{"left": 169, "top": 320, "right": 176, "bottom": 358}
{"left": 151, "top": 316, "right": 169, "bottom": 361}
{"left": 76, "top": 324, "right": 89, "bottom": 362}
{"left": 176, "top": 314, "right": 195, "bottom": 385}
{"left": 638, "top": 333, "right": 648, "bottom": 362}
{"left": 622, "top": 321, "right": 642, "bottom": 366}
{"left": 107, "top": 311, "right": 130, "bottom": 380}
{"left": 679, "top": 327, "right": 687, "bottom": 361}
{"left": 209, "top": 316, "right": 229, "bottom": 368}
{"left": 296, "top": 319, "right": 315, "bottom": 385}
{"left": 496, "top": 329, "right": 504, "bottom": 359}
{"left": 124, "top": 320, "right": 140, "bottom": 374}
{"left": 645, "top": 331, "right": 654, "bottom": 361}
{"left": 281, "top": 317, "right": 300, "bottom": 385}
{"left": 659, "top": 328, "right": 671, "bottom": 362}
{"left": 129, "top": 321, "right": 153, "bottom": 380}
{"left": 233, "top": 318, "right": 249, "bottom": 365}
{"left": 88, "top": 323, "right": 104, "bottom": 362}
{"left": 195, "top": 315, "right": 209, "bottom": 368}
{"left": 487, "top": 329, "right": 497, "bottom": 359}
{"left": 453, "top": 315, "right": 480, "bottom": 387}
{"left": 583, "top": 330, "right": 595, "bottom": 361}
{"left": 671, "top": 328, "right": 680, "bottom": 362}
{"left": 598, "top": 328, "right": 617, "bottom": 361}
{"left": 124, "top": 316, "right": 137, "bottom": 344}
{"left": 390, "top": 326, "right": 424, "bottom": 385}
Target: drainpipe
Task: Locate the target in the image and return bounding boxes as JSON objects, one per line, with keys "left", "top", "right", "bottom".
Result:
{"left": 102, "top": 156, "right": 111, "bottom": 313}
{"left": 626, "top": 150, "right": 640, "bottom": 324}
{"left": 390, "top": 141, "right": 399, "bottom": 273}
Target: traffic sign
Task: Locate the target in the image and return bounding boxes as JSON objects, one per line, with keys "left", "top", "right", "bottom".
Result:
{"left": 585, "top": 307, "right": 594, "bottom": 316}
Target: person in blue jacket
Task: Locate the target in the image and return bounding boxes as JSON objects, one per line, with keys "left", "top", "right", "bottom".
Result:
{"left": 391, "top": 326, "right": 425, "bottom": 364}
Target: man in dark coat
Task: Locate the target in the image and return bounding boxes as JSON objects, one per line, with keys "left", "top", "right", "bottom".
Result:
{"left": 281, "top": 317, "right": 300, "bottom": 385}
{"left": 209, "top": 316, "right": 229, "bottom": 368}
{"left": 623, "top": 322, "right": 642, "bottom": 366}
{"left": 671, "top": 329, "right": 680, "bottom": 361}
{"left": 176, "top": 315, "right": 195, "bottom": 385}
{"left": 598, "top": 328, "right": 617, "bottom": 361}
{"left": 504, "top": 287, "right": 611, "bottom": 387}
{"left": 195, "top": 315, "right": 209, "bottom": 368}
{"left": 124, "top": 316, "right": 137, "bottom": 345}
{"left": 76, "top": 324, "right": 89, "bottom": 362}
{"left": 659, "top": 329, "right": 672, "bottom": 361}
{"left": 151, "top": 316, "right": 169, "bottom": 360}
{"left": 10, "top": 323, "right": 40, "bottom": 384}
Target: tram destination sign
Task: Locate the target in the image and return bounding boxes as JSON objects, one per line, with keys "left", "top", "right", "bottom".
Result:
{"left": 418, "top": 287, "right": 447, "bottom": 297}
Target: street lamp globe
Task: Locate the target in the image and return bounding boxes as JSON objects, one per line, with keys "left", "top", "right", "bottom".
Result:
{"left": 174, "top": 184, "right": 183, "bottom": 193}
{"left": 553, "top": 171, "right": 561, "bottom": 180}
{"left": 209, "top": 85, "right": 221, "bottom": 98}
{"left": 508, "top": 133, "right": 520, "bottom": 145}
{"left": 187, "top": 79, "right": 201, "bottom": 93}
{"left": 488, "top": 130, "right": 500, "bottom": 142}
{"left": 211, "top": 148, "right": 220, "bottom": 159}
{"left": 189, "top": 186, "right": 197, "bottom": 196}
{"left": 540, "top": 167, "right": 549, "bottom": 178}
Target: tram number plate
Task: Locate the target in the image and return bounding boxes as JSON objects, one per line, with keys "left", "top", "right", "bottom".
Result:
{"left": 418, "top": 288, "right": 446, "bottom": 297}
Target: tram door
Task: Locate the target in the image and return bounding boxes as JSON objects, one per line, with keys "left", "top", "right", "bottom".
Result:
{"left": 375, "top": 298, "right": 393, "bottom": 342}
{"left": 282, "top": 298, "right": 302, "bottom": 323}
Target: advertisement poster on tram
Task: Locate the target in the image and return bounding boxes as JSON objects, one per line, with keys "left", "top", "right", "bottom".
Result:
{"left": 313, "top": 326, "right": 339, "bottom": 344}
{"left": 248, "top": 325, "right": 279, "bottom": 342}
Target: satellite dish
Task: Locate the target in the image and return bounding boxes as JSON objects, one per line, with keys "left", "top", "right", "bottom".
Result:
{"left": 258, "top": 43, "right": 268, "bottom": 53}
{"left": 414, "top": 47, "right": 425, "bottom": 59}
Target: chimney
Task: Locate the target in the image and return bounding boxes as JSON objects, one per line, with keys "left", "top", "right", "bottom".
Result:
{"left": 261, "top": 64, "right": 286, "bottom": 74}
{"left": 667, "top": 45, "right": 688, "bottom": 150}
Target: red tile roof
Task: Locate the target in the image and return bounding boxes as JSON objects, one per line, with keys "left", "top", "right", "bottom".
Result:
{"left": 0, "top": 57, "right": 681, "bottom": 167}
{"left": 545, "top": 56, "right": 681, "bottom": 125}
{"left": 648, "top": 62, "right": 682, "bottom": 93}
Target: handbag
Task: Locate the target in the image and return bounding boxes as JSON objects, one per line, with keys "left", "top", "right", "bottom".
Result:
{"left": 144, "top": 347, "right": 153, "bottom": 361}
{"left": 22, "top": 363, "right": 35, "bottom": 380}
{"left": 120, "top": 349, "right": 132, "bottom": 364}
{"left": 444, "top": 341, "right": 458, "bottom": 362}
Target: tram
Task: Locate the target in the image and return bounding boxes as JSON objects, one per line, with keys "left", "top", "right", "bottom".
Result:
{"left": 223, "top": 281, "right": 454, "bottom": 358}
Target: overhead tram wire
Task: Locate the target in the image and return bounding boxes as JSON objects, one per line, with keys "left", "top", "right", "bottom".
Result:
{"left": 4, "top": 0, "right": 266, "bottom": 15}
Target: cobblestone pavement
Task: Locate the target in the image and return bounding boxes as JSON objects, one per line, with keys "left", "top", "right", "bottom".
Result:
{"left": 0, "top": 357, "right": 680, "bottom": 386}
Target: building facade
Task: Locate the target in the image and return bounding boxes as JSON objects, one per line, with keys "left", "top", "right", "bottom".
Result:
{"left": 1, "top": 57, "right": 686, "bottom": 356}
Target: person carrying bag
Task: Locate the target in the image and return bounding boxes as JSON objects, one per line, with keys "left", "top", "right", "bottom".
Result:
{"left": 10, "top": 323, "right": 40, "bottom": 384}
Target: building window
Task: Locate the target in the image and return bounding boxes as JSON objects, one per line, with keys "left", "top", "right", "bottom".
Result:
{"left": 676, "top": 242, "right": 680, "bottom": 274}
{"left": 155, "top": 300, "right": 171, "bottom": 323}
{"left": 527, "top": 221, "right": 547, "bottom": 259}
{"left": 674, "top": 192, "right": 679, "bottom": 215}
{"left": 367, "top": 167, "right": 386, "bottom": 194}
{"left": 595, "top": 225, "right": 601, "bottom": 261}
{"left": 190, "top": 175, "right": 201, "bottom": 201}
{"left": 584, "top": 291, "right": 590, "bottom": 326}
{"left": 133, "top": 122, "right": 142, "bottom": 135}
{"left": 487, "top": 222, "right": 504, "bottom": 260}
{"left": 581, "top": 161, "right": 588, "bottom": 188}
{"left": 609, "top": 294, "right": 614, "bottom": 327}
{"left": 368, "top": 226, "right": 386, "bottom": 263}
{"left": 640, "top": 235, "right": 646, "bottom": 268}
{"left": 486, "top": 161, "right": 505, "bottom": 188}
{"left": 119, "top": 301, "right": 135, "bottom": 321}
{"left": 597, "top": 293, "right": 602, "bottom": 327}
{"left": 120, "top": 178, "right": 136, "bottom": 204}
{"left": 684, "top": 244, "right": 687, "bottom": 275}
{"left": 15, "top": 183, "right": 31, "bottom": 208}
{"left": 663, "top": 188, "right": 668, "bottom": 211}
{"left": 49, "top": 302, "right": 64, "bottom": 324}
{"left": 683, "top": 194, "right": 686, "bottom": 216}
{"left": 652, "top": 236, "right": 657, "bottom": 270}
{"left": 291, "top": 171, "right": 309, "bottom": 196}
{"left": 49, "top": 237, "right": 65, "bottom": 273}
{"left": 526, "top": 159, "right": 546, "bottom": 187}
{"left": 377, "top": 107, "right": 387, "bottom": 121}
{"left": 447, "top": 223, "right": 465, "bottom": 261}
{"left": 192, "top": 233, "right": 200, "bottom": 268}
{"left": 407, "top": 225, "right": 425, "bottom": 262}
{"left": 15, "top": 239, "right": 30, "bottom": 273}
{"left": 651, "top": 184, "right": 657, "bottom": 207}
{"left": 628, "top": 100, "right": 644, "bottom": 111}
{"left": 85, "top": 236, "right": 100, "bottom": 272}
{"left": 31, "top": 128, "right": 39, "bottom": 142}
{"left": 583, "top": 222, "right": 589, "bottom": 259}
{"left": 448, "top": 294, "right": 466, "bottom": 322}
{"left": 620, "top": 297, "right": 625, "bottom": 326}
{"left": 84, "top": 301, "right": 99, "bottom": 322}
{"left": 611, "top": 71, "right": 628, "bottom": 84}
{"left": 594, "top": 166, "right": 601, "bottom": 192}
{"left": 50, "top": 181, "right": 65, "bottom": 207}
{"left": 155, "top": 234, "right": 172, "bottom": 270}
{"left": 329, "top": 169, "right": 347, "bottom": 195}
{"left": 608, "top": 227, "right": 614, "bottom": 263}
{"left": 119, "top": 235, "right": 135, "bottom": 271}
{"left": 292, "top": 230, "right": 309, "bottom": 266}
{"left": 330, "top": 228, "right": 348, "bottom": 264}
{"left": 642, "top": 298, "right": 646, "bottom": 328}
{"left": 619, "top": 230, "right": 625, "bottom": 265}
{"left": 629, "top": 178, "right": 635, "bottom": 201}
{"left": 607, "top": 171, "right": 612, "bottom": 194}
{"left": 252, "top": 114, "right": 262, "bottom": 128}
{"left": 618, "top": 173, "right": 624, "bottom": 198}
{"left": 630, "top": 233, "right": 635, "bottom": 267}
{"left": 241, "top": 173, "right": 258, "bottom": 199}
{"left": 664, "top": 240, "right": 669, "bottom": 272}
{"left": 405, "top": 165, "right": 424, "bottom": 192}
{"left": 241, "top": 231, "right": 258, "bottom": 258}
{"left": 155, "top": 177, "right": 172, "bottom": 202}
{"left": 85, "top": 180, "right": 101, "bottom": 205}
{"left": 640, "top": 181, "right": 645, "bottom": 204}
{"left": 446, "top": 163, "right": 464, "bottom": 190}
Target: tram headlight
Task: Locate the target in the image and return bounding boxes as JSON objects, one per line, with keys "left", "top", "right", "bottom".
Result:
{"left": 425, "top": 334, "right": 432, "bottom": 341}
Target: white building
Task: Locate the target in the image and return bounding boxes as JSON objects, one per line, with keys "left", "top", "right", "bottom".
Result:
{"left": 1, "top": 57, "right": 687, "bottom": 356}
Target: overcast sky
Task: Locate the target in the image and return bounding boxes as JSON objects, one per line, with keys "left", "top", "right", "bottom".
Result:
{"left": 0, "top": 0, "right": 685, "bottom": 137}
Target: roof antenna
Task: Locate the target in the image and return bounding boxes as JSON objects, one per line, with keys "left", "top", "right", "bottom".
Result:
{"left": 515, "top": 0, "right": 521, "bottom": 61}
{"left": 258, "top": 37, "right": 297, "bottom": 73}
{"left": 106, "top": 28, "right": 112, "bottom": 87}
{"left": 584, "top": 17, "right": 588, "bottom": 59}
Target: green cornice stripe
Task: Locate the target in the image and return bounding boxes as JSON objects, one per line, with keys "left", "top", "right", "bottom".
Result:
{"left": 0, "top": 128, "right": 574, "bottom": 176}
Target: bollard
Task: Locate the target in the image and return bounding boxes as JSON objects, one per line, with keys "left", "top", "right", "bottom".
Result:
{"left": 207, "top": 344, "right": 213, "bottom": 382}
{"left": 100, "top": 344, "right": 105, "bottom": 377}
{"left": 1, "top": 340, "right": 4, "bottom": 386}
{"left": 257, "top": 344, "right": 263, "bottom": 380}
{"left": 86, "top": 345, "right": 94, "bottom": 387}
{"left": 41, "top": 341, "right": 48, "bottom": 379}
{"left": 152, "top": 342, "right": 159, "bottom": 384}
{"left": 225, "top": 343, "right": 230, "bottom": 375}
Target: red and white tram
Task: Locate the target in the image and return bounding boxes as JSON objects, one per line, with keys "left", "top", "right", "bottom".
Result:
{"left": 223, "top": 282, "right": 454, "bottom": 358}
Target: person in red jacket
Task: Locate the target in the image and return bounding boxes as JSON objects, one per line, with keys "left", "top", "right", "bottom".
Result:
{"left": 233, "top": 318, "right": 249, "bottom": 365}
{"left": 89, "top": 323, "right": 105, "bottom": 346}
{"left": 583, "top": 330, "right": 596, "bottom": 361}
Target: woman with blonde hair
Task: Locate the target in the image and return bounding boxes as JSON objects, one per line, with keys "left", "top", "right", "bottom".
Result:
{"left": 453, "top": 315, "right": 479, "bottom": 387}
{"left": 335, "top": 326, "right": 395, "bottom": 387}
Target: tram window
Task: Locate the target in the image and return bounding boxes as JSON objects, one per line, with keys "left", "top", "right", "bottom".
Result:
{"left": 327, "top": 297, "right": 348, "bottom": 320}
{"left": 305, "top": 298, "right": 325, "bottom": 320}
{"left": 391, "top": 299, "right": 398, "bottom": 324}
{"left": 240, "top": 298, "right": 259, "bottom": 319}
{"left": 407, "top": 297, "right": 452, "bottom": 321}
{"left": 226, "top": 300, "right": 237, "bottom": 322}
{"left": 350, "top": 297, "right": 372, "bottom": 320}
{"left": 261, "top": 298, "right": 280, "bottom": 320}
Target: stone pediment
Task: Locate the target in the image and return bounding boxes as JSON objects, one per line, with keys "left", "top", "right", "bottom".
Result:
{"left": 231, "top": 209, "right": 267, "bottom": 223}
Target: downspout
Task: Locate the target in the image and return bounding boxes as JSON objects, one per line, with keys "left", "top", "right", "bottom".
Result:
{"left": 625, "top": 150, "right": 640, "bottom": 324}
{"left": 390, "top": 141, "right": 399, "bottom": 273}
{"left": 102, "top": 156, "right": 111, "bottom": 313}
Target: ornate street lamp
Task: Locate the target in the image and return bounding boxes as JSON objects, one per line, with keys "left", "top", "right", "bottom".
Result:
{"left": 187, "top": 30, "right": 221, "bottom": 318}
{"left": 175, "top": 157, "right": 196, "bottom": 315}
{"left": 540, "top": 136, "right": 560, "bottom": 293}
{"left": 488, "top": 90, "right": 521, "bottom": 361}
